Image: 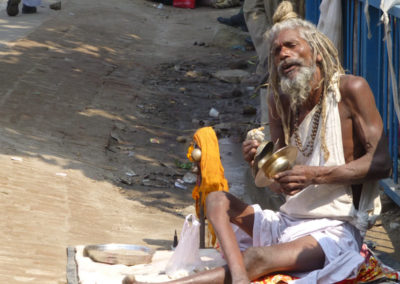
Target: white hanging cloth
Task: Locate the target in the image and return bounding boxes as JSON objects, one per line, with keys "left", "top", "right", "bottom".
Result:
{"left": 380, "top": 0, "right": 400, "bottom": 122}
{"left": 317, "top": 0, "right": 343, "bottom": 58}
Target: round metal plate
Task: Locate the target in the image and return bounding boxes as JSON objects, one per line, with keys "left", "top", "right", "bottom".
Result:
{"left": 83, "top": 244, "right": 155, "bottom": 266}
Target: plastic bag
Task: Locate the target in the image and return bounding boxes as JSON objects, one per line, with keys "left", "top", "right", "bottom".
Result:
{"left": 165, "top": 214, "right": 202, "bottom": 278}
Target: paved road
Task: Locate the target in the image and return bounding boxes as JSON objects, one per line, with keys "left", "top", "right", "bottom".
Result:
{"left": 0, "top": 0, "right": 57, "bottom": 50}
{"left": 0, "top": 0, "right": 200, "bottom": 282}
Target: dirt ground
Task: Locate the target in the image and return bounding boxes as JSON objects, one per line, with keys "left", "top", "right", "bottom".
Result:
{"left": 0, "top": 0, "right": 399, "bottom": 283}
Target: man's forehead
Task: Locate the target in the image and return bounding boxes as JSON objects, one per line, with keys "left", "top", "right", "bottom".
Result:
{"left": 272, "top": 28, "right": 302, "bottom": 45}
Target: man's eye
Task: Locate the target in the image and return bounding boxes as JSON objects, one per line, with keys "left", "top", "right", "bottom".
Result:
{"left": 273, "top": 47, "right": 281, "bottom": 55}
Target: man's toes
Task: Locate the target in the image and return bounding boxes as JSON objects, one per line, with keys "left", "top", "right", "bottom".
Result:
{"left": 122, "top": 275, "right": 137, "bottom": 284}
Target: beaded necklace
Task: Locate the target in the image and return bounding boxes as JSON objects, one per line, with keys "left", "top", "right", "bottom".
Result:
{"left": 293, "top": 93, "right": 323, "bottom": 157}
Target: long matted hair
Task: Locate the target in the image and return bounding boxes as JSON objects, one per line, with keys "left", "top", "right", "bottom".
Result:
{"left": 266, "top": 1, "right": 344, "bottom": 160}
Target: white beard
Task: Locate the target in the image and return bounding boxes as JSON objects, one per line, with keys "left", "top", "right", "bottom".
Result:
{"left": 279, "top": 63, "right": 316, "bottom": 111}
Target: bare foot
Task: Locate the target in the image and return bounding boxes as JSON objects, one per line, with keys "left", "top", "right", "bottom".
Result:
{"left": 122, "top": 275, "right": 138, "bottom": 284}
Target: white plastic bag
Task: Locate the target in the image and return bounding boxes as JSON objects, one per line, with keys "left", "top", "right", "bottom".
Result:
{"left": 165, "top": 214, "right": 202, "bottom": 279}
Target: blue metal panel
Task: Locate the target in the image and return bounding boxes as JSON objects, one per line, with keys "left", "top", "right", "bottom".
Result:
{"left": 389, "top": 73, "right": 394, "bottom": 159}
{"left": 389, "top": 18, "right": 394, "bottom": 167}
{"left": 356, "top": 1, "right": 362, "bottom": 76}
{"left": 392, "top": 17, "right": 399, "bottom": 182}
{"left": 376, "top": 12, "right": 384, "bottom": 116}
{"left": 383, "top": 40, "right": 389, "bottom": 132}
{"left": 395, "top": 121, "right": 399, "bottom": 183}
{"left": 346, "top": 0, "right": 354, "bottom": 74}
{"left": 360, "top": 2, "right": 367, "bottom": 78}
{"left": 305, "top": 0, "right": 321, "bottom": 24}
{"left": 343, "top": 0, "right": 355, "bottom": 74}
{"left": 395, "top": 122, "right": 399, "bottom": 183}
{"left": 360, "top": 5, "right": 381, "bottom": 102}
{"left": 388, "top": 16, "right": 400, "bottom": 178}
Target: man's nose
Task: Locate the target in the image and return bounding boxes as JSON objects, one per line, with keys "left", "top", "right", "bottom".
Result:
{"left": 279, "top": 46, "right": 291, "bottom": 60}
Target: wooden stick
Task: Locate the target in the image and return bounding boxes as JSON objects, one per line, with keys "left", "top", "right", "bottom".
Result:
{"left": 199, "top": 193, "right": 205, "bottom": 249}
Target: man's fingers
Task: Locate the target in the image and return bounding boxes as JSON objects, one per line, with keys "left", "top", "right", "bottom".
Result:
{"left": 242, "top": 139, "right": 259, "bottom": 162}
{"left": 273, "top": 170, "right": 297, "bottom": 181}
{"left": 280, "top": 183, "right": 303, "bottom": 194}
{"left": 242, "top": 140, "right": 259, "bottom": 151}
{"left": 243, "top": 147, "right": 257, "bottom": 162}
{"left": 273, "top": 170, "right": 297, "bottom": 179}
{"left": 272, "top": 166, "right": 315, "bottom": 195}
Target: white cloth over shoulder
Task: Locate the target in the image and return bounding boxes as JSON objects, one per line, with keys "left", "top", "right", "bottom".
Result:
{"left": 280, "top": 73, "right": 381, "bottom": 235}
{"left": 23, "top": 0, "right": 41, "bottom": 7}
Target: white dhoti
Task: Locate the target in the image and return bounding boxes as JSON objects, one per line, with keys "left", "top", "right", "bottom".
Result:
{"left": 234, "top": 204, "right": 364, "bottom": 283}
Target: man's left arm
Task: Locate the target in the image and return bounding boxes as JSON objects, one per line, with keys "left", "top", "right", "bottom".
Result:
{"left": 274, "top": 76, "right": 392, "bottom": 195}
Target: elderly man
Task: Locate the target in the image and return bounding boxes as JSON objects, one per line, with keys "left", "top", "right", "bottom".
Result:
{"left": 125, "top": 2, "right": 391, "bottom": 284}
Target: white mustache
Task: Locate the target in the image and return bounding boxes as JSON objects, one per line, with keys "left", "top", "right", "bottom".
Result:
{"left": 278, "top": 58, "right": 306, "bottom": 76}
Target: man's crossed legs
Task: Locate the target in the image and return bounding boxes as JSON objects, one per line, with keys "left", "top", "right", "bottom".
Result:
{"left": 124, "top": 191, "right": 325, "bottom": 283}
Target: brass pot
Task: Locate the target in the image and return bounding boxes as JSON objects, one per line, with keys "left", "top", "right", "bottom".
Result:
{"left": 252, "top": 141, "right": 274, "bottom": 177}
{"left": 254, "top": 145, "right": 298, "bottom": 187}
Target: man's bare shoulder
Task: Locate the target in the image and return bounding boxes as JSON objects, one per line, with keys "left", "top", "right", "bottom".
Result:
{"left": 339, "top": 74, "right": 370, "bottom": 97}
{"left": 339, "top": 74, "right": 375, "bottom": 107}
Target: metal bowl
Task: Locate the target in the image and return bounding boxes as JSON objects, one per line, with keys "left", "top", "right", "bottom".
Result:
{"left": 262, "top": 145, "right": 297, "bottom": 178}
{"left": 254, "top": 145, "right": 297, "bottom": 187}
{"left": 252, "top": 141, "right": 274, "bottom": 177}
{"left": 83, "top": 244, "right": 155, "bottom": 266}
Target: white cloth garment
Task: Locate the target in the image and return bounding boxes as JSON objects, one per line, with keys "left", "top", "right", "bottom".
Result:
{"left": 232, "top": 204, "right": 364, "bottom": 283}
{"left": 380, "top": 0, "right": 400, "bottom": 122}
{"left": 280, "top": 73, "right": 381, "bottom": 235}
{"left": 22, "top": 0, "right": 41, "bottom": 7}
{"left": 74, "top": 246, "right": 226, "bottom": 284}
{"left": 252, "top": 205, "right": 364, "bottom": 283}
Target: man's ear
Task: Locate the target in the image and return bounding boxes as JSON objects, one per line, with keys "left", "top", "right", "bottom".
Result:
{"left": 316, "top": 54, "right": 322, "bottom": 63}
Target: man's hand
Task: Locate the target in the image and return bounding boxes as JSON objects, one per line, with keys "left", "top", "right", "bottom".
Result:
{"left": 273, "top": 165, "right": 318, "bottom": 195}
{"left": 242, "top": 139, "right": 260, "bottom": 165}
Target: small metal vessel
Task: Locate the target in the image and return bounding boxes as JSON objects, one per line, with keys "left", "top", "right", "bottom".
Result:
{"left": 252, "top": 141, "right": 274, "bottom": 177}
{"left": 254, "top": 145, "right": 297, "bottom": 188}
